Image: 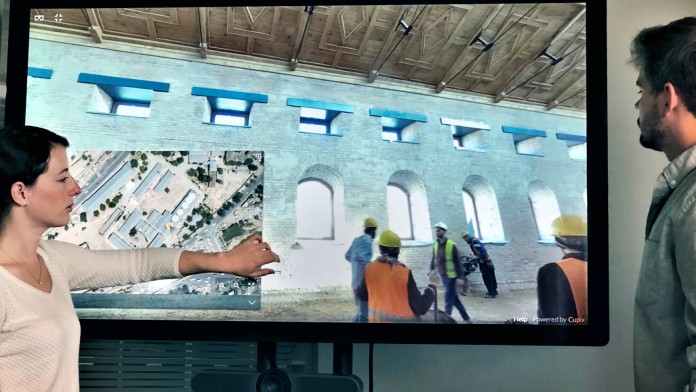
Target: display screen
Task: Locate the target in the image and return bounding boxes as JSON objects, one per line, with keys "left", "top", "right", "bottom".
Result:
{"left": 8, "top": 0, "right": 607, "bottom": 344}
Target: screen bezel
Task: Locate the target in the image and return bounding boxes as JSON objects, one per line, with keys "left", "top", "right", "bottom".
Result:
{"left": 5, "top": 0, "right": 608, "bottom": 346}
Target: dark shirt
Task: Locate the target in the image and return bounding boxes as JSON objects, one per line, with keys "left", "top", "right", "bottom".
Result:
{"left": 536, "top": 253, "right": 586, "bottom": 320}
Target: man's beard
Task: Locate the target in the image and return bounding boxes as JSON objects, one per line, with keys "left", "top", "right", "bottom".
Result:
{"left": 639, "top": 129, "right": 665, "bottom": 151}
{"left": 638, "top": 108, "right": 665, "bottom": 152}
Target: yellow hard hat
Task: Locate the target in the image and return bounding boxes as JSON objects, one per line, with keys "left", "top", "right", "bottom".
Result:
{"left": 379, "top": 230, "right": 401, "bottom": 248}
{"left": 551, "top": 215, "right": 587, "bottom": 237}
{"left": 364, "top": 217, "right": 378, "bottom": 228}
{"left": 461, "top": 230, "right": 470, "bottom": 237}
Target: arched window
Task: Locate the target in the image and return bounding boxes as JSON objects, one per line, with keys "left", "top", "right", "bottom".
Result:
{"left": 387, "top": 184, "right": 413, "bottom": 239}
{"left": 296, "top": 179, "right": 334, "bottom": 239}
{"left": 528, "top": 180, "right": 562, "bottom": 243}
{"left": 462, "top": 191, "right": 480, "bottom": 238}
{"left": 462, "top": 176, "right": 505, "bottom": 242}
{"left": 387, "top": 171, "right": 432, "bottom": 242}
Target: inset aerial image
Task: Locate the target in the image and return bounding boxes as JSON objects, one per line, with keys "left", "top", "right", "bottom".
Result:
{"left": 48, "top": 150, "right": 264, "bottom": 310}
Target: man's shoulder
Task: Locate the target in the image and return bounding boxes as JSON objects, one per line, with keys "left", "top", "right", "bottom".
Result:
{"left": 357, "top": 234, "right": 372, "bottom": 243}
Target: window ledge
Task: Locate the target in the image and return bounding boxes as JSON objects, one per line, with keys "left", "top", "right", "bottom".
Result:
{"left": 202, "top": 122, "right": 251, "bottom": 129}
{"left": 382, "top": 140, "right": 420, "bottom": 145}
{"left": 86, "top": 111, "right": 148, "bottom": 119}
{"left": 516, "top": 152, "right": 545, "bottom": 157}
{"left": 481, "top": 240, "right": 509, "bottom": 245}
{"left": 455, "top": 147, "right": 486, "bottom": 153}
{"left": 299, "top": 131, "right": 343, "bottom": 137}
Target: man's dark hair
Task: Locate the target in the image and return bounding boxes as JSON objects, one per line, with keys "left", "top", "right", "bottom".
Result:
{"left": 379, "top": 245, "right": 400, "bottom": 259}
{"left": 0, "top": 125, "right": 69, "bottom": 232}
{"left": 630, "top": 17, "right": 696, "bottom": 116}
{"left": 364, "top": 227, "right": 377, "bottom": 237}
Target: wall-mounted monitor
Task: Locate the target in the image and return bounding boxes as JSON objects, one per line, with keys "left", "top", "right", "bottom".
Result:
{"left": 5, "top": 0, "right": 608, "bottom": 345}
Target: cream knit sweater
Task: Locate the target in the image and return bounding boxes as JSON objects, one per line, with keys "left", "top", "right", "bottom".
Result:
{"left": 0, "top": 240, "right": 183, "bottom": 392}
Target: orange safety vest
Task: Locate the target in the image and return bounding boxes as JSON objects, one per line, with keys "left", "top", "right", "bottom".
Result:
{"left": 555, "top": 258, "right": 588, "bottom": 321}
{"left": 364, "top": 261, "right": 416, "bottom": 323}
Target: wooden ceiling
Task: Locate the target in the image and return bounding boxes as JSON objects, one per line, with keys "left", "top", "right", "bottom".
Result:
{"left": 31, "top": 4, "right": 587, "bottom": 112}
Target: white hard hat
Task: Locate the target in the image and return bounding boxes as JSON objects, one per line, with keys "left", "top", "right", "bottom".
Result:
{"left": 433, "top": 222, "right": 448, "bottom": 231}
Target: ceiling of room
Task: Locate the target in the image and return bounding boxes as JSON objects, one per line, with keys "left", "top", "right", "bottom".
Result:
{"left": 31, "top": 4, "right": 587, "bottom": 113}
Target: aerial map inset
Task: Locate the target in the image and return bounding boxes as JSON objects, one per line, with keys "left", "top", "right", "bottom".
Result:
{"left": 46, "top": 150, "right": 264, "bottom": 311}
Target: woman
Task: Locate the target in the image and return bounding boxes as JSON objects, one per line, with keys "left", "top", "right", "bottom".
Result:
{"left": 0, "top": 125, "right": 280, "bottom": 391}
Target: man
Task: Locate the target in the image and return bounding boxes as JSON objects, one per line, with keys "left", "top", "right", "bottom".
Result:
{"left": 631, "top": 17, "right": 696, "bottom": 392}
{"left": 462, "top": 231, "right": 498, "bottom": 298}
{"left": 536, "top": 215, "right": 587, "bottom": 322}
{"left": 430, "top": 222, "right": 471, "bottom": 323}
{"left": 345, "top": 217, "right": 377, "bottom": 322}
{"left": 357, "top": 230, "right": 435, "bottom": 323}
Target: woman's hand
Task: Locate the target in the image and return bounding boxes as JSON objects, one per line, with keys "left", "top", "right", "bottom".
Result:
{"left": 179, "top": 233, "right": 280, "bottom": 278}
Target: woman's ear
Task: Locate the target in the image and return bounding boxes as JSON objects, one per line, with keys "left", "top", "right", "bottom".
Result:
{"left": 10, "top": 182, "right": 28, "bottom": 206}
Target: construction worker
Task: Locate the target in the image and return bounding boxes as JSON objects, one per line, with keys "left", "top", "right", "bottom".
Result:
{"left": 430, "top": 222, "right": 472, "bottom": 323}
{"left": 462, "top": 231, "right": 498, "bottom": 298}
{"left": 536, "top": 215, "right": 588, "bottom": 322}
{"left": 344, "top": 217, "right": 377, "bottom": 322}
{"left": 356, "top": 230, "right": 436, "bottom": 323}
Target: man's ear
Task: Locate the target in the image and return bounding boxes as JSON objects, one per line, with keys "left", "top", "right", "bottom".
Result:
{"left": 10, "top": 182, "right": 28, "bottom": 206}
{"left": 663, "top": 82, "right": 680, "bottom": 113}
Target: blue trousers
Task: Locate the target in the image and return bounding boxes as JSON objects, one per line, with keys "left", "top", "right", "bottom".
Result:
{"left": 442, "top": 275, "right": 470, "bottom": 321}
{"left": 353, "top": 289, "right": 368, "bottom": 323}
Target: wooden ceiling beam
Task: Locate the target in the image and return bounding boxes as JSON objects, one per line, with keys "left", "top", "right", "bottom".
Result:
{"left": 494, "top": 6, "right": 585, "bottom": 103}
{"left": 435, "top": 4, "right": 503, "bottom": 92}
{"left": 546, "top": 71, "right": 585, "bottom": 110}
{"left": 290, "top": 7, "right": 311, "bottom": 71}
{"left": 83, "top": 8, "right": 103, "bottom": 43}
{"left": 198, "top": 7, "right": 207, "bottom": 59}
{"left": 367, "top": 5, "right": 412, "bottom": 82}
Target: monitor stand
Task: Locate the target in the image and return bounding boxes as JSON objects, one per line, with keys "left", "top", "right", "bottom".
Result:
{"left": 191, "top": 342, "right": 364, "bottom": 392}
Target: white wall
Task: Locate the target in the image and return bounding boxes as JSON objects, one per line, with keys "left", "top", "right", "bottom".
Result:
{"left": 322, "top": 1, "right": 694, "bottom": 391}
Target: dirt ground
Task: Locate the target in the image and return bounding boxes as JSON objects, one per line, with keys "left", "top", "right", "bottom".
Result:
{"left": 254, "top": 286, "right": 539, "bottom": 324}
{"left": 77, "top": 286, "right": 539, "bottom": 325}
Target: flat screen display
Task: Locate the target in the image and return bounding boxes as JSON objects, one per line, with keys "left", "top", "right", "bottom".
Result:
{"left": 6, "top": 0, "right": 608, "bottom": 345}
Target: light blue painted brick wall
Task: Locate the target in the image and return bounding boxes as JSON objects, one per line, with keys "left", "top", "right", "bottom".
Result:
{"left": 26, "top": 38, "right": 587, "bottom": 292}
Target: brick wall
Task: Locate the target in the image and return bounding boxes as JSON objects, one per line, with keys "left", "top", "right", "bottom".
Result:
{"left": 26, "top": 38, "right": 587, "bottom": 292}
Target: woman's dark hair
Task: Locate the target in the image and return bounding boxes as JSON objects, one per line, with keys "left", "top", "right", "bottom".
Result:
{"left": 0, "top": 125, "right": 69, "bottom": 231}
{"left": 630, "top": 17, "right": 696, "bottom": 116}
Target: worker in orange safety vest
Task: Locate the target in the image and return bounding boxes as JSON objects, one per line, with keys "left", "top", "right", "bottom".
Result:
{"left": 357, "top": 230, "right": 436, "bottom": 323}
{"left": 536, "top": 215, "right": 588, "bottom": 323}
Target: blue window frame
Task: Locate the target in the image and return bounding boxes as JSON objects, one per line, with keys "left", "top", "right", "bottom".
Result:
{"left": 557, "top": 132, "right": 587, "bottom": 161}
{"left": 299, "top": 107, "right": 331, "bottom": 134}
{"left": 382, "top": 127, "right": 402, "bottom": 142}
{"left": 78, "top": 73, "right": 170, "bottom": 118}
{"left": 442, "top": 117, "right": 490, "bottom": 151}
{"left": 211, "top": 110, "right": 249, "bottom": 127}
{"left": 502, "top": 126, "right": 548, "bottom": 156}
{"left": 288, "top": 98, "right": 353, "bottom": 136}
{"left": 370, "top": 108, "right": 427, "bottom": 143}
{"left": 28, "top": 67, "right": 53, "bottom": 79}
{"left": 192, "top": 87, "right": 268, "bottom": 128}
{"left": 113, "top": 101, "right": 150, "bottom": 117}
